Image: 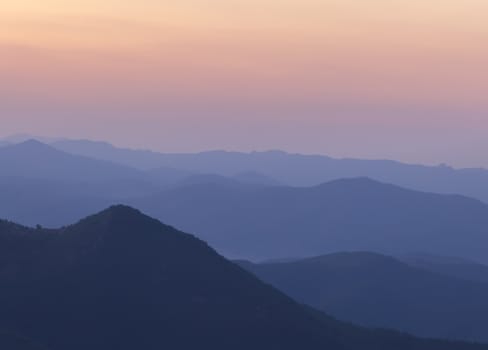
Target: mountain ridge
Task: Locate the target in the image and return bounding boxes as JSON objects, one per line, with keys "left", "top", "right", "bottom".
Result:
{"left": 48, "top": 137, "right": 488, "bottom": 203}
{"left": 1, "top": 206, "right": 487, "bottom": 350}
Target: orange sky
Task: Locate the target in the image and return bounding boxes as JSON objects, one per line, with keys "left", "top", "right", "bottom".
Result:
{"left": 2, "top": 1, "right": 488, "bottom": 166}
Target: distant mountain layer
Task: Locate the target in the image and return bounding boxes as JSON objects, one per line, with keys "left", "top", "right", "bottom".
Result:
{"left": 51, "top": 138, "right": 488, "bottom": 203}
{"left": 52, "top": 139, "right": 175, "bottom": 170}
{"left": 238, "top": 252, "right": 488, "bottom": 343}
{"left": 0, "top": 140, "right": 143, "bottom": 183}
{"left": 0, "top": 141, "right": 278, "bottom": 204}
{"left": 2, "top": 207, "right": 485, "bottom": 350}
{"left": 0, "top": 141, "right": 276, "bottom": 227}
{"left": 132, "top": 178, "right": 488, "bottom": 263}
{"left": 2, "top": 140, "right": 488, "bottom": 264}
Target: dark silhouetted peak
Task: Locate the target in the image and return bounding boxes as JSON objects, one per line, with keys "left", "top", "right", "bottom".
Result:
{"left": 66, "top": 205, "right": 182, "bottom": 246}
{"left": 76, "top": 205, "right": 167, "bottom": 230}
{"left": 97, "top": 205, "right": 146, "bottom": 220}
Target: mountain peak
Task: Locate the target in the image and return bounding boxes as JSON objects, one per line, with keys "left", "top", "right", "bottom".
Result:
{"left": 102, "top": 204, "right": 143, "bottom": 217}
{"left": 77, "top": 205, "right": 160, "bottom": 230}
{"left": 68, "top": 206, "right": 190, "bottom": 249}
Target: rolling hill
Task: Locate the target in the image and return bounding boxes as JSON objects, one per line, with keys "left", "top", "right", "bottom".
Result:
{"left": 238, "top": 252, "right": 488, "bottom": 342}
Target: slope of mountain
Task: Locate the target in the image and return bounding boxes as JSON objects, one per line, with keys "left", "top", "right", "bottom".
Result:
{"left": 131, "top": 178, "right": 488, "bottom": 263}
{"left": 399, "top": 253, "right": 488, "bottom": 284}
{"left": 0, "top": 207, "right": 486, "bottom": 350}
{"left": 0, "top": 331, "right": 47, "bottom": 350}
{"left": 52, "top": 139, "right": 488, "bottom": 203}
{"left": 238, "top": 252, "right": 488, "bottom": 342}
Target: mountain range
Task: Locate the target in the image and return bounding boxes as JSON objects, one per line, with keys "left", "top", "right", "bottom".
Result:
{"left": 48, "top": 138, "right": 488, "bottom": 203}
{"left": 131, "top": 178, "right": 488, "bottom": 262}
{"left": 1, "top": 140, "right": 488, "bottom": 263}
{"left": 0, "top": 140, "right": 277, "bottom": 194}
{"left": 0, "top": 206, "right": 486, "bottom": 350}
{"left": 238, "top": 252, "right": 488, "bottom": 342}
{"left": 5, "top": 135, "right": 488, "bottom": 203}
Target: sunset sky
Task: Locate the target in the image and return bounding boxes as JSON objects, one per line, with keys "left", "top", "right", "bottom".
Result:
{"left": 2, "top": 1, "right": 488, "bottom": 166}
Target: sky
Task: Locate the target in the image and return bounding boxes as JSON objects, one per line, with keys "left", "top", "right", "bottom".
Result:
{"left": 1, "top": 0, "right": 488, "bottom": 167}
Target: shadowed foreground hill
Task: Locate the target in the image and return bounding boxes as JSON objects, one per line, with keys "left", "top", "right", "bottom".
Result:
{"left": 238, "top": 252, "right": 488, "bottom": 342}
{"left": 0, "top": 207, "right": 486, "bottom": 350}
{"left": 132, "top": 178, "right": 488, "bottom": 262}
